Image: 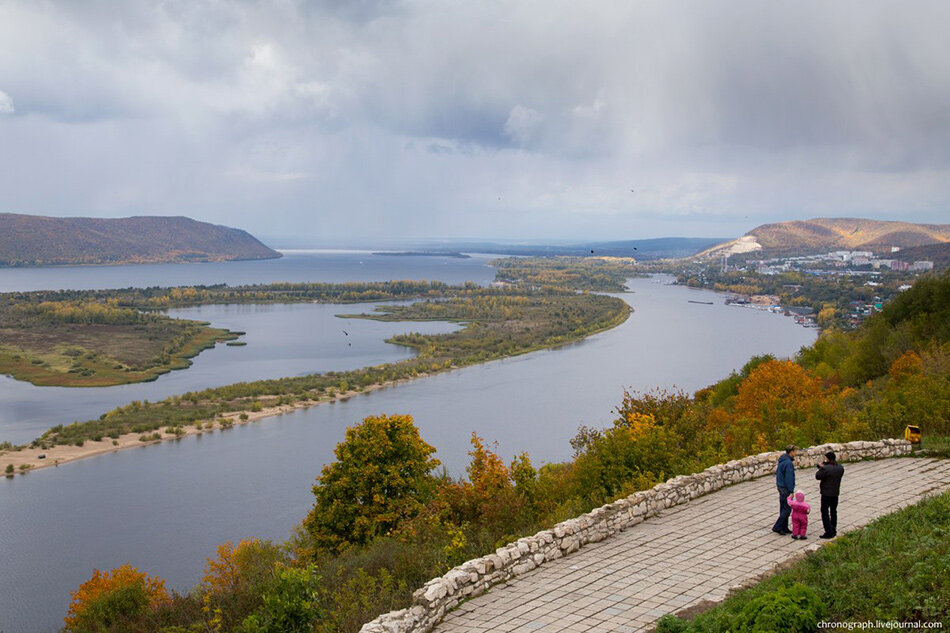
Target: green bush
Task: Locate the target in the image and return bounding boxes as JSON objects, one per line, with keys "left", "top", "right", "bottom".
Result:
{"left": 239, "top": 567, "right": 323, "bottom": 633}
{"left": 66, "top": 582, "right": 152, "bottom": 633}
{"left": 732, "top": 583, "right": 824, "bottom": 632}
{"left": 655, "top": 614, "right": 692, "bottom": 633}
{"left": 657, "top": 582, "right": 824, "bottom": 633}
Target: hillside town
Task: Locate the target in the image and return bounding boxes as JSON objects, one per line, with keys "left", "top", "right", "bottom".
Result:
{"left": 672, "top": 247, "right": 941, "bottom": 331}
{"left": 744, "top": 248, "right": 934, "bottom": 276}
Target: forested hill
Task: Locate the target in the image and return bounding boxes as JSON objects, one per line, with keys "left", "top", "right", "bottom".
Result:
{"left": 0, "top": 213, "right": 280, "bottom": 266}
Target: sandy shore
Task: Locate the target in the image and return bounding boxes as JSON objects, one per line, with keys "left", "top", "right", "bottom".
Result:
{"left": 0, "top": 374, "right": 429, "bottom": 478}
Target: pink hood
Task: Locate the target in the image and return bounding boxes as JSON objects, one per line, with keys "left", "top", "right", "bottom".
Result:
{"left": 788, "top": 492, "right": 810, "bottom": 514}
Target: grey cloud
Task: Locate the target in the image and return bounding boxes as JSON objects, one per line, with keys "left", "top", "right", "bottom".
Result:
{"left": 0, "top": 0, "right": 947, "bottom": 241}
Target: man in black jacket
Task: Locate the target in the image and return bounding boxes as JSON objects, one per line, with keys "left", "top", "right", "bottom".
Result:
{"left": 816, "top": 451, "right": 844, "bottom": 538}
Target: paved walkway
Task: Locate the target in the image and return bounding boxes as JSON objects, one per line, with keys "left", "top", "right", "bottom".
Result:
{"left": 435, "top": 458, "right": 950, "bottom": 633}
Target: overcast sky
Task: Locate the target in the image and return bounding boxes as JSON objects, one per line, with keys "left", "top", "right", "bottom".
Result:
{"left": 0, "top": 1, "right": 948, "bottom": 243}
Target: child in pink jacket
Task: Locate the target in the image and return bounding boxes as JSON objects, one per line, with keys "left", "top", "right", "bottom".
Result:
{"left": 787, "top": 490, "right": 811, "bottom": 539}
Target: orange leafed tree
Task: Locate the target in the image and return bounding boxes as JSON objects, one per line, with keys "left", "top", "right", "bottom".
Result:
{"left": 466, "top": 432, "right": 511, "bottom": 498}
{"left": 727, "top": 359, "right": 829, "bottom": 453}
{"left": 64, "top": 564, "right": 167, "bottom": 632}
{"left": 201, "top": 538, "right": 284, "bottom": 595}
{"left": 888, "top": 350, "right": 923, "bottom": 382}
{"left": 203, "top": 540, "right": 249, "bottom": 594}
{"left": 734, "top": 360, "right": 823, "bottom": 420}
{"left": 435, "top": 433, "right": 524, "bottom": 536}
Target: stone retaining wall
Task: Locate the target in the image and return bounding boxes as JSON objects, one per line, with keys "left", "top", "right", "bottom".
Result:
{"left": 360, "top": 439, "right": 912, "bottom": 633}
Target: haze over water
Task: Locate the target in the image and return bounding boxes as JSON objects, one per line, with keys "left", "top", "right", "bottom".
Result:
{"left": 0, "top": 252, "right": 815, "bottom": 633}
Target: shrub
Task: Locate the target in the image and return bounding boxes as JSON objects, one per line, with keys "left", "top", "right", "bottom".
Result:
{"left": 656, "top": 582, "right": 824, "bottom": 633}
{"left": 64, "top": 564, "right": 168, "bottom": 633}
{"left": 200, "top": 539, "right": 288, "bottom": 630}
{"left": 315, "top": 567, "right": 407, "bottom": 633}
{"left": 732, "top": 583, "right": 824, "bottom": 632}
{"left": 238, "top": 566, "right": 323, "bottom": 633}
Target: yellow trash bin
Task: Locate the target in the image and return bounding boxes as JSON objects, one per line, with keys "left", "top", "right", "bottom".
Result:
{"left": 904, "top": 425, "right": 922, "bottom": 444}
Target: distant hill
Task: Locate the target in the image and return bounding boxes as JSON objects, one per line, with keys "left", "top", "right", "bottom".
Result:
{"left": 0, "top": 214, "right": 281, "bottom": 266}
{"left": 700, "top": 218, "right": 950, "bottom": 259}
{"left": 399, "top": 237, "right": 727, "bottom": 260}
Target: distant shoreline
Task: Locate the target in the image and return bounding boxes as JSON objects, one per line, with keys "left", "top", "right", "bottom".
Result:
{"left": 0, "top": 253, "right": 282, "bottom": 269}
{"left": 372, "top": 251, "right": 472, "bottom": 259}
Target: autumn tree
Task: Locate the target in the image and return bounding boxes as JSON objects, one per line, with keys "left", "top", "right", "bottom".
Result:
{"left": 731, "top": 359, "right": 829, "bottom": 451}
{"left": 889, "top": 351, "right": 923, "bottom": 383}
{"left": 304, "top": 414, "right": 440, "bottom": 552}
{"left": 200, "top": 539, "right": 288, "bottom": 631}
{"left": 64, "top": 564, "right": 168, "bottom": 633}
{"left": 435, "top": 434, "right": 520, "bottom": 538}
{"left": 817, "top": 306, "right": 836, "bottom": 328}
{"left": 571, "top": 412, "right": 683, "bottom": 505}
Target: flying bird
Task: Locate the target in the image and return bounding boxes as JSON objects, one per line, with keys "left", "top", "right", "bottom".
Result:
{"left": 342, "top": 330, "right": 349, "bottom": 336}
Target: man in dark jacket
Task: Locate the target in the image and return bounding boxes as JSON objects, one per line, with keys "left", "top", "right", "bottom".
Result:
{"left": 772, "top": 445, "right": 796, "bottom": 535}
{"left": 816, "top": 451, "right": 844, "bottom": 538}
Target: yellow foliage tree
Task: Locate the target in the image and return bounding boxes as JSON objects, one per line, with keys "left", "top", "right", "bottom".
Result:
{"left": 625, "top": 412, "right": 657, "bottom": 439}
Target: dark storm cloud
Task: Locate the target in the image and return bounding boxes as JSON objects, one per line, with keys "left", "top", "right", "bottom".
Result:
{"left": 0, "top": 0, "right": 947, "bottom": 241}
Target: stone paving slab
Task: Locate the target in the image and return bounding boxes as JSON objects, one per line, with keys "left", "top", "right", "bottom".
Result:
{"left": 434, "top": 458, "right": 950, "bottom": 633}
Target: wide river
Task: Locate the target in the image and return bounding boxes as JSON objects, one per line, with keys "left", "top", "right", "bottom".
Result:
{"left": 0, "top": 252, "right": 815, "bottom": 632}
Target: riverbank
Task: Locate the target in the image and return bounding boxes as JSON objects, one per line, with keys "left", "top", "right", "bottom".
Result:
{"left": 0, "top": 372, "right": 432, "bottom": 475}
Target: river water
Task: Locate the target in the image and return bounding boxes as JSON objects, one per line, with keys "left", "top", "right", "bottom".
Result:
{"left": 0, "top": 302, "right": 461, "bottom": 445}
{"left": 0, "top": 254, "right": 815, "bottom": 632}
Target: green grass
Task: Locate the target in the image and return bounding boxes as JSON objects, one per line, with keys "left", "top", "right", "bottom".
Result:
{"left": 656, "top": 488, "right": 950, "bottom": 632}
{"left": 0, "top": 320, "right": 237, "bottom": 387}
{"left": 919, "top": 435, "right": 950, "bottom": 458}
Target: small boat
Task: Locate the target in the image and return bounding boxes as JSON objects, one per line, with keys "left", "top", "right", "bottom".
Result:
{"left": 688, "top": 300, "right": 714, "bottom": 305}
